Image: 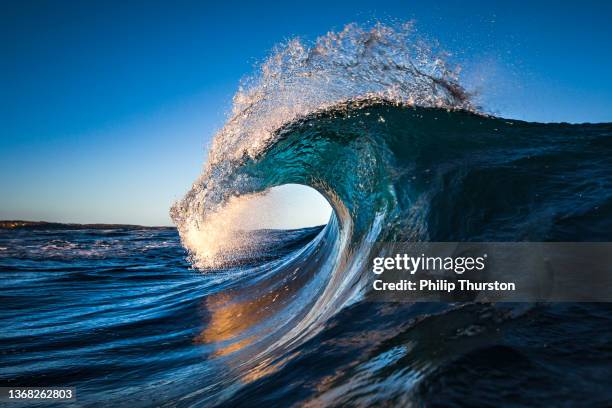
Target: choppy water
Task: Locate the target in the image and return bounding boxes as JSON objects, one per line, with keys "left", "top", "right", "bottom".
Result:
{"left": 2, "top": 226, "right": 612, "bottom": 407}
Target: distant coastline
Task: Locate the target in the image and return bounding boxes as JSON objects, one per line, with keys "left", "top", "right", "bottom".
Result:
{"left": 0, "top": 220, "right": 174, "bottom": 230}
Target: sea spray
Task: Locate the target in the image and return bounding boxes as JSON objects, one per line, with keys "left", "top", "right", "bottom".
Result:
{"left": 170, "top": 22, "right": 474, "bottom": 269}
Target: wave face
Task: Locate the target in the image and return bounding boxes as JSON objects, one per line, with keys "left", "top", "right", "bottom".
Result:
{"left": 167, "top": 101, "right": 612, "bottom": 402}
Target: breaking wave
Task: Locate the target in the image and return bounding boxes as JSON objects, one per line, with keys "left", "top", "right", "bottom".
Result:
{"left": 168, "top": 22, "right": 612, "bottom": 405}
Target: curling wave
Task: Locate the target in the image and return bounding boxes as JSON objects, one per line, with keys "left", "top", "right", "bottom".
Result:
{"left": 171, "top": 22, "right": 472, "bottom": 269}
{"left": 169, "top": 23, "right": 612, "bottom": 406}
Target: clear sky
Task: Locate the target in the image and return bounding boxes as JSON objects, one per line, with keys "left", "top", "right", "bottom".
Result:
{"left": 2, "top": 1, "right": 611, "bottom": 226}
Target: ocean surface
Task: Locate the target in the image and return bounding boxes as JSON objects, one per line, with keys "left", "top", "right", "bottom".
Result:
{"left": 3, "top": 105, "right": 612, "bottom": 407}
{"left": 3, "top": 23, "right": 612, "bottom": 407}
{"left": 2, "top": 222, "right": 612, "bottom": 407}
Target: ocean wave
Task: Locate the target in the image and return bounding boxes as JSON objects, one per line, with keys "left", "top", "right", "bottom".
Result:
{"left": 166, "top": 22, "right": 612, "bottom": 406}
{"left": 171, "top": 22, "right": 473, "bottom": 269}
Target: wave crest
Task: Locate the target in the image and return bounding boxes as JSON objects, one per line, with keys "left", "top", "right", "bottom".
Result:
{"left": 170, "top": 22, "right": 473, "bottom": 268}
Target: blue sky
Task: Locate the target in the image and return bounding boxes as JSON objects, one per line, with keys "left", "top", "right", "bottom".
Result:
{"left": 2, "top": 1, "right": 611, "bottom": 226}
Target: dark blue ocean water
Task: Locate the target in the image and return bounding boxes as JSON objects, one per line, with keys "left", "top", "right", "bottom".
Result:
{"left": 3, "top": 103, "right": 612, "bottom": 407}
{"left": 2, "top": 226, "right": 612, "bottom": 407}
